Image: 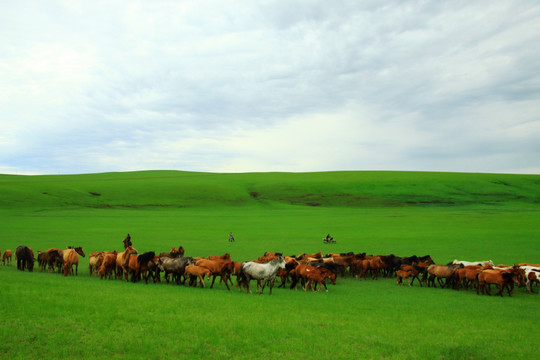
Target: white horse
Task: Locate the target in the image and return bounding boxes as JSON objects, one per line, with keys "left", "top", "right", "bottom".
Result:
{"left": 521, "top": 266, "right": 540, "bottom": 293}
{"left": 240, "top": 257, "right": 286, "bottom": 295}
{"left": 452, "top": 259, "right": 494, "bottom": 267}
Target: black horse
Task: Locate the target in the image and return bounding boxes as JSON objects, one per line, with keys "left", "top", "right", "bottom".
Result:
{"left": 16, "top": 245, "right": 35, "bottom": 272}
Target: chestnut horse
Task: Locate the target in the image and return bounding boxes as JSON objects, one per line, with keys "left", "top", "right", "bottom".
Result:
{"left": 477, "top": 269, "right": 516, "bottom": 297}
{"left": 396, "top": 269, "right": 414, "bottom": 286}
{"left": 304, "top": 267, "right": 334, "bottom": 292}
{"left": 2, "top": 249, "right": 12, "bottom": 265}
{"left": 62, "top": 246, "right": 86, "bottom": 276}
{"left": 116, "top": 246, "right": 138, "bottom": 281}
{"left": 185, "top": 265, "right": 212, "bottom": 288}
{"left": 196, "top": 259, "right": 235, "bottom": 290}
{"left": 99, "top": 251, "right": 118, "bottom": 280}
{"left": 128, "top": 251, "right": 156, "bottom": 284}
{"left": 360, "top": 257, "right": 384, "bottom": 280}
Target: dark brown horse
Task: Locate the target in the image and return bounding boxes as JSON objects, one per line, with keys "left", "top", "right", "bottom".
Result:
{"left": 16, "top": 246, "right": 35, "bottom": 272}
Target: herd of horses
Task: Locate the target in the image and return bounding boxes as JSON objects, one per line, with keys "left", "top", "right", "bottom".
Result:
{"left": 3, "top": 241, "right": 540, "bottom": 297}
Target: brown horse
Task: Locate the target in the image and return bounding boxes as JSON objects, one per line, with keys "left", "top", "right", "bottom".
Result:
{"left": 185, "top": 265, "right": 212, "bottom": 288}
{"left": 116, "top": 246, "right": 138, "bottom": 281}
{"left": 128, "top": 251, "right": 156, "bottom": 284}
{"left": 454, "top": 265, "right": 491, "bottom": 290}
{"left": 360, "top": 257, "right": 384, "bottom": 280}
{"left": 396, "top": 269, "right": 414, "bottom": 286}
{"left": 477, "top": 269, "right": 516, "bottom": 296}
{"left": 196, "top": 259, "right": 235, "bottom": 290}
{"left": 88, "top": 252, "right": 104, "bottom": 276}
{"left": 2, "top": 249, "right": 12, "bottom": 265}
{"left": 62, "top": 246, "right": 86, "bottom": 276}
{"left": 290, "top": 264, "right": 317, "bottom": 290}
{"left": 426, "top": 264, "right": 463, "bottom": 288}
{"left": 332, "top": 255, "right": 357, "bottom": 277}
{"left": 398, "top": 264, "right": 422, "bottom": 286}
{"left": 304, "top": 267, "right": 334, "bottom": 292}
{"left": 208, "top": 253, "right": 231, "bottom": 261}
{"left": 98, "top": 251, "right": 118, "bottom": 279}
{"left": 38, "top": 249, "right": 63, "bottom": 272}
{"left": 297, "top": 251, "right": 323, "bottom": 261}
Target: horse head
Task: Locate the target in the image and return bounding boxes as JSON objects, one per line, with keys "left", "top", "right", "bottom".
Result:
{"left": 75, "top": 246, "right": 86, "bottom": 257}
{"left": 276, "top": 256, "right": 286, "bottom": 269}
{"left": 128, "top": 246, "right": 138, "bottom": 255}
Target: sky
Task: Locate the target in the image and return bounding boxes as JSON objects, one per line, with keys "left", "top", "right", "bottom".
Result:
{"left": 1, "top": 1, "right": 539, "bottom": 175}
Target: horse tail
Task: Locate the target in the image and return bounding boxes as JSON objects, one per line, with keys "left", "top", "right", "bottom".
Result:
{"left": 237, "top": 262, "right": 247, "bottom": 283}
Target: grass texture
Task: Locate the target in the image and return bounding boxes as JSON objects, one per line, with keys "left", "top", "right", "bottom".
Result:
{"left": 1, "top": 170, "right": 539, "bottom": 359}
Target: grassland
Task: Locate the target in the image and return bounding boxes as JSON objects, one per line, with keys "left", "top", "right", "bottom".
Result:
{"left": 1, "top": 170, "right": 539, "bottom": 359}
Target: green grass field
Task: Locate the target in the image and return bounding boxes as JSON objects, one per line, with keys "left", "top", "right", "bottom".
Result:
{"left": 1, "top": 171, "right": 539, "bottom": 359}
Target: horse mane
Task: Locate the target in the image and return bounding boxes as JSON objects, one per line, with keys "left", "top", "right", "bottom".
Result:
{"left": 318, "top": 262, "right": 339, "bottom": 274}
{"left": 121, "top": 246, "right": 136, "bottom": 260}
{"left": 74, "top": 246, "right": 85, "bottom": 257}
{"left": 269, "top": 256, "right": 284, "bottom": 264}
{"left": 285, "top": 262, "right": 298, "bottom": 271}
{"left": 137, "top": 251, "right": 156, "bottom": 264}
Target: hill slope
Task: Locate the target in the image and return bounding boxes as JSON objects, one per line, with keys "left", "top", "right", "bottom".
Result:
{"left": 0, "top": 170, "right": 539, "bottom": 209}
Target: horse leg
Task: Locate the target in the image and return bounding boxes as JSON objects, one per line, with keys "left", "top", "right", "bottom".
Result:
{"left": 199, "top": 274, "right": 205, "bottom": 288}
{"left": 506, "top": 282, "right": 514, "bottom": 297}
{"left": 496, "top": 283, "right": 504, "bottom": 297}
{"left": 223, "top": 275, "right": 231, "bottom": 291}
{"left": 245, "top": 275, "right": 252, "bottom": 294}
{"left": 210, "top": 274, "right": 217, "bottom": 288}
{"left": 289, "top": 273, "right": 298, "bottom": 290}
{"left": 269, "top": 279, "right": 275, "bottom": 295}
{"left": 321, "top": 280, "right": 328, "bottom": 292}
{"left": 303, "top": 279, "right": 309, "bottom": 291}
{"left": 260, "top": 280, "right": 268, "bottom": 294}
{"left": 437, "top": 277, "right": 444, "bottom": 288}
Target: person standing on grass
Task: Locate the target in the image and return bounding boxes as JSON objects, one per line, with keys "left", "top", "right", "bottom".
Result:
{"left": 229, "top": 232, "right": 235, "bottom": 242}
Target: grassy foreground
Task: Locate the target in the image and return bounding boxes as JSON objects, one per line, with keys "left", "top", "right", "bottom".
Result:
{"left": 1, "top": 170, "right": 539, "bottom": 359}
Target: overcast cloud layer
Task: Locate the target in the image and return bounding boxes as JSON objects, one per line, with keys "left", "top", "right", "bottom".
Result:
{"left": 1, "top": 1, "right": 539, "bottom": 175}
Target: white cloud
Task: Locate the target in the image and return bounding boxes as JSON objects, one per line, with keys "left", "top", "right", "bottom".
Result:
{"left": 1, "top": 1, "right": 539, "bottom": 174}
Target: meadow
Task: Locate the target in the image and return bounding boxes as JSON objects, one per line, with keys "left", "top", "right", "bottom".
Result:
{"left": 1, "top": 170, "right": 539, "bottom": 359}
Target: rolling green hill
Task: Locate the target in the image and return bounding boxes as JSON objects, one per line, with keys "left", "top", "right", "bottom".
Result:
{"left": 1, "top": 170, "right": 540, "bottom": 359}
{"left": 1, "top": 170, "right": 539, "bottom": 210}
